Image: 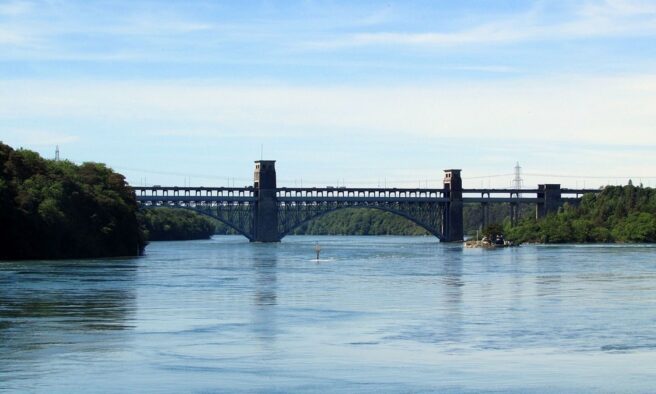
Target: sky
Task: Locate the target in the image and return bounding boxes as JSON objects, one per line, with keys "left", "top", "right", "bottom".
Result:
{"left": 1, "top": 0, "right": 656, "bottom": 188}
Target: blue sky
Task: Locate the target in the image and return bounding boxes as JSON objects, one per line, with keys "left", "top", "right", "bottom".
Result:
{"left": 2, "top": 0, "right": 656, "bottom": 188}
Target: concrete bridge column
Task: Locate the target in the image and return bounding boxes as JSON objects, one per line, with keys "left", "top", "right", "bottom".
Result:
{"left": 509, "top": 202, "right": 518, "bottom": 226}
{"left": 443, "top": 169, "right": 464, "bottom": 242}
{"left": 253, "top": 160, "right": 280, "bottom": 242}
{"left": 536, "top": 184, "right": 562, "bottom": 219}
{"left": 481, "top": 202, "right": 489, "bottom": 230}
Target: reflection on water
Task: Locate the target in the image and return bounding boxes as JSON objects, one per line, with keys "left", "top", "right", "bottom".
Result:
{"left": 441, "top": 247, "right": 464, "bottom": 344}
{"left": 251, "top": 245, "right": 278, "bottom": 346}
{"left": 0, "top": 259, "right": 136, "bottom": 383}
{"left": 1, "top": 237, "right": 656, "bottom": 393}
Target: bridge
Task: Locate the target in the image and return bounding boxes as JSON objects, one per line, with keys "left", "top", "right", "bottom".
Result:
{"left": 132, "top": 160, "right": 598, "bottom": 242}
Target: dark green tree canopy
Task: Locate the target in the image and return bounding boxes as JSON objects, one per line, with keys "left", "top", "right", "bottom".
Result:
{"left": 0, "top": 142, "right": 147, "bottom": 260}
{"left": 290, "top": 208, "right": 429, "bottom": 236}
{"left": 141, "top": 208, "right": 216, "bottom": 241}
{"left": 482, "top": 223, "right": 504, "bottom": 239}
{"left": 506, "top": 185, "right": 656, "bottom": 244}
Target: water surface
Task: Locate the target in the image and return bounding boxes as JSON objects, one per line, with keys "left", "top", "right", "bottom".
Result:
{"left": 1, "top": 236, "right": 656, "bottom": 392}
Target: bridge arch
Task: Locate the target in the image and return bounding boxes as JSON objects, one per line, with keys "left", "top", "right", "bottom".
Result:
{"left": 278, "top": 205, "right": 445, "bottom": 241}
{"left": 140, "top": 205, "right": 254, "bottom": 241}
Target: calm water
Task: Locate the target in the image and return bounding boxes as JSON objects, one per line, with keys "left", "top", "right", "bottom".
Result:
{"left": 1, "top": 236, "right": 656, "bottom": 393}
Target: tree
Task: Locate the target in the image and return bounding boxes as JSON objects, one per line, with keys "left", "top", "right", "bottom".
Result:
{"left": 0, "top": 142, "right": 147, "bottom": 260}
{"left": 482, "top": 223, "right": 504, "bottom": 239}
{"left": 503, "top": 184, "right": 656, "bottom": 244}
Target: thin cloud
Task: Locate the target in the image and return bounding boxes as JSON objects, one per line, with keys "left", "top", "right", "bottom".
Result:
{"left": 447, "top": 65, "right": 517, "bottom": 73}
{"left": 0, "top": 0, "right": 32, "bottom": 16}
{"left": 3, "top": 1, "right": 655, "bottom": 67}
{"left": 0, "top": 26, "right": 28, "bottom": 44}
{"left": 2, "top": 74, "right": 655, "bottom": 146}
{"left": 0, "top": 2, "right": 218, "bottom": 54}
{"left": 581, "top": 0, "right": 656, "bottom": 17}
{"left": 108, "top": 15, "right": 215, "bottom": 36}
{"left": 307, "top": 1, "right": 656, "bottom": 49}
{"left": 4, "top": 130, "right": 79, "bottom": 146}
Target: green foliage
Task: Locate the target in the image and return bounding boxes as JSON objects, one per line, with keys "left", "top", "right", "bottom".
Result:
{"left": 482, "top": 223, "right": 504, "bottom": 239}
{"left": 291, "top": 208, "right": 429, "bottom": 236}
{"left": 0, "top": 141, "right": 147, "bottom": 260}
{"left": 141, "top": 208, "right": 216, "bottom": 241}
{"left": 504, "top": 185, "right": 656, "bottom": 244}
{"left": 463, "top": 203, "right": 534, "bottom": 234}
{"left": 611, "top": 212, "right": 656, "bottom": 242}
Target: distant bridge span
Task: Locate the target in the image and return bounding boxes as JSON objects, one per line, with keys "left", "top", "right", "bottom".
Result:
{"left": 132, "top": 161, "right": 597, "bottom": 242}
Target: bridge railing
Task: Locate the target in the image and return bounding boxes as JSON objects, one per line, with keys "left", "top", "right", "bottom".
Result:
{"left": 461, "top": 188, "right": 599, "bottom": 200}
{"left": 275, "top": 187, "right": 446, "bottom": 199}
{"left": 137, "top": 196, "right": 256, "bottom": 205}
{"left": 560, "top": 188, "right": 602, "bottom": 197}
{"left": 130, "top": 186, "right": 600, "bottom": 204}
{"left": 132, "top": 186, "right": 255, "bottom": 199}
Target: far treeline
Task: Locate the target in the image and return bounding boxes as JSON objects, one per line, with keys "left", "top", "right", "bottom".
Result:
{"left": 211, "top": 207, "right": 431, "bottom": 236}
{"left": 291, "top": 208, "right": 429, "bottom": 236}
{"left": 141, "top": 208, "right": 215, "bottom": 241}
{"left": 143, "top": 207, "right": 429, "bottom": 239}
{"left": 144, "top": 207, "right": 432, "bottom": 239}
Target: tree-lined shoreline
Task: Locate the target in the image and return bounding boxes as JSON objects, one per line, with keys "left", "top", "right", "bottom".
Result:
{"left": 3, "top": 141, "right": 654, "bottom": 261}
{"left": 0, "top": 142, "right": 147, "bottom": 260}
{"left": 505, "top": 184, "right": 656, "bottom": 244}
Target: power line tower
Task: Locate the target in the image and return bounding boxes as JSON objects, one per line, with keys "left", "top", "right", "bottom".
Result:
{"left": 512, "top": 162, "right": 523, "bottom": 189}
{"left": 509, "top": 162, "right": 524, "bottom": 225}
{"left": 55, "top": 145, "right": 60, "bottom": 161}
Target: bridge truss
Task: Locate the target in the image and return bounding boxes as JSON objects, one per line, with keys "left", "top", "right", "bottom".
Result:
{"left": 131, "top": 160, "right": 597, "bottom": 243}
{"left": 133, "top": 186, "right": 450, "bottom": 241}
{"left": 276, "top": 188, "right": 447, "bottom": 239}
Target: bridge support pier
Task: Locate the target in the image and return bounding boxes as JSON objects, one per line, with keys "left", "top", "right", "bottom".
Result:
{"left": 536, "top": 184, "right": 562, "bottom": 219}
{"left": 481, "top": 202, "right": 489, "bottom": 230}
{"left": 509, "top": 202, "right": 519, "bottom": 226}
{"left": 443, "top": 169, "right": 464, "bottom": 242}
{"left": 253, "top": 160, "right": 281, "bottom": 242}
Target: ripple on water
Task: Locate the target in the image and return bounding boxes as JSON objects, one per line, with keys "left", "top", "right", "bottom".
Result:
{"left": 1, "top": 237, "right": 656, "bottom": 393}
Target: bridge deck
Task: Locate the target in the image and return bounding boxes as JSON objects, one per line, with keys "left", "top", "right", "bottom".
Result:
{"left": 463, "top": 197, "right": 539, "bottom": 203}
{"left": 132, "top": 186, "right": 599, "bottom": 204}
{"left": 278, "top": 197, "right": 448, "bottom": 203}
{"left": 137, "top": 196, "right": 256, "bottom": 203}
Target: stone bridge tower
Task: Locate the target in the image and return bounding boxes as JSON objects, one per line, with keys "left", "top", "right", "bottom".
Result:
{"left": 536, "top": 184, "right": 563, "bottom": 218}
{"left": 253, "top": 160, "right": 280, "bottom": 242}
{"left": 443, "top": 169, "right": 464, "bottom": 242}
